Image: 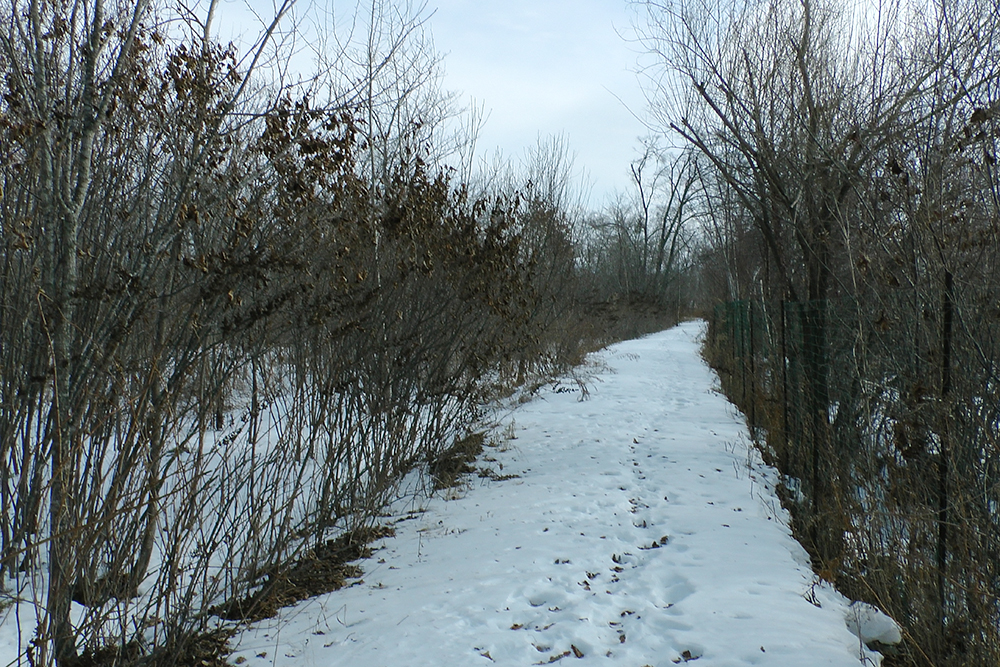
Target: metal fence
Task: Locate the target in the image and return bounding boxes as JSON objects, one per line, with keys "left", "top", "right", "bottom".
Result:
{"left": 708, "top": 291, "right": 1000, "bottom": 665}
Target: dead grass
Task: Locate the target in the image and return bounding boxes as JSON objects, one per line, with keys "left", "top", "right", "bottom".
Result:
{"left": 477, "top": 467, "right": 520, "bottom": 482}
{"left": 70, "top": 628, "right": 235, "bottom": 667}
{"left": 211, "top": 525, "right": 395, "bottom": 623}
{"left": 429, "top": 432, "right": 487, "bottom": 490}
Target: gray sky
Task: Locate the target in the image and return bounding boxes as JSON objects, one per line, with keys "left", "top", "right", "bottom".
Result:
{"left": 214, "top": 0, "right": 653, "bottom": 206}
{"left": 428, "top": 0, "right": 651, "bottom": 205}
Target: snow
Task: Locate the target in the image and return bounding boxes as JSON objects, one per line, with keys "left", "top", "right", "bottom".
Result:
{"left": 227, "top": 321, "right": 884, "bottom": 666}
{"left": 845, "top": 603, "right": 902, "bottom": 647}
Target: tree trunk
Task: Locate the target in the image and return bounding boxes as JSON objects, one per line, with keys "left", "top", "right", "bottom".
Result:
{"left": 48, "top": 203, "right": 81, "bottom": 666}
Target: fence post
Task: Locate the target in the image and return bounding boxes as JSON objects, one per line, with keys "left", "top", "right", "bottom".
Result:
{"left": 737, "top": 301, "right": 747, "bottom": 409}
{"left": 748, "top": 299, "right": 757, "bottom": 426}
{"left": 937, "top": 271, "right": 954, "bottom": 636}
{"left": 780, "top": 299, "right": 789, "bottom": 472}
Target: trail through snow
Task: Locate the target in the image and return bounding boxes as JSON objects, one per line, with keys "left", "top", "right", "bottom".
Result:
{"left": 231, "top": 321, "right": 880, "bottom": 666}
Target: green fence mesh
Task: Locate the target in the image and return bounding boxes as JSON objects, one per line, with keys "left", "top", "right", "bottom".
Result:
{"left": 707, "top": 292, "right": 1000, "bottom": 665}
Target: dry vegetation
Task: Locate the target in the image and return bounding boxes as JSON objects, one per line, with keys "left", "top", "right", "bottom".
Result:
{"left": 0, "top": 1, "right": 694, "bottom": 665}
{"left": 631, "top": 0, "right": 1000, "bottom": 663}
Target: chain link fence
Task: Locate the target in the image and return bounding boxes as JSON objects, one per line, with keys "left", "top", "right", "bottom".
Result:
{"left": 707, "top": 290, "right": 1000, "bottom": 665}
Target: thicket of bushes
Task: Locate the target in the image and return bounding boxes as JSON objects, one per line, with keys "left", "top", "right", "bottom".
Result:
{"left": 708, "top": 296, "right": 1000, "bottom": 666}
{"left": 631, "top": 0, "right": 1000, "bottom": 663}
{"left": 0, "top": 2, "right": 693, "bottom": 665}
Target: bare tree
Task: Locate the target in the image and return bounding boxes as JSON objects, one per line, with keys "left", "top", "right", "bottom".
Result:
{"left": 638, "top": 0, "right": 1000, "bottom": 661}
{"left": 2, "top": 1, "right": 613, "bottom": 664}
{"left": 581, "top": 139, "right": 698, "bottom": 312}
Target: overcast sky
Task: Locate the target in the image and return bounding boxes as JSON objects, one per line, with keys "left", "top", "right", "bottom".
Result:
{"left": 216, "top": 0, "right": 654, "bottom": 207}
{"left": 428, "top": 0, "right": 652, "bottom": 205}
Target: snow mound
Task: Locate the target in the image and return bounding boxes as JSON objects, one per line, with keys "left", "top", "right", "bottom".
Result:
{"left": 845, "top": 602, "right": 902, "bottom": 646}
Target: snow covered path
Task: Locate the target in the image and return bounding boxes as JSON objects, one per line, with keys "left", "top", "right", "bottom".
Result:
{"left": 230, "top": 321, "right": 878, "bottom": 666}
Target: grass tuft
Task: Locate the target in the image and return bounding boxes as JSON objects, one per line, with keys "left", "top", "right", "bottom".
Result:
{"left": 429, "top": 432, "right": 487, "bottom": 490}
